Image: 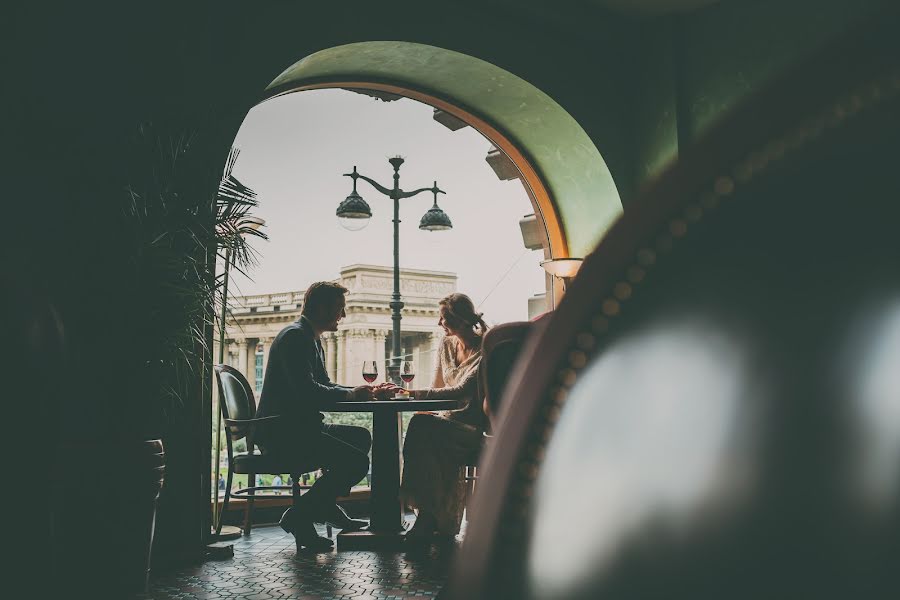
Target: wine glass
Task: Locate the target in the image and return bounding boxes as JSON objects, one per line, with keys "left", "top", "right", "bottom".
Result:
{"left": 400, "top": 360, "right": 415, "bottom": 388}
{"left": 362, "top": 361, "right": 378, "bottom": 384}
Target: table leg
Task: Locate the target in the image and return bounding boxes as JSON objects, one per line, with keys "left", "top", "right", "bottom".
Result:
{"left": 337, "top": 407, "right": 405, "bottom": 549}
{"left": 370, "top": 408, "right": 404, "bottom": 531}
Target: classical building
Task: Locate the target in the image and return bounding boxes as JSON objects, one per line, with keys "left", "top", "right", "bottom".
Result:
{"left": 215, "top": 264, "right": 456, "bottom": 395}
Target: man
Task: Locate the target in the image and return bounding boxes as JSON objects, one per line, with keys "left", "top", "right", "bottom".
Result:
{"left": 255, "top": 281, "right": 397, "bottom": 551}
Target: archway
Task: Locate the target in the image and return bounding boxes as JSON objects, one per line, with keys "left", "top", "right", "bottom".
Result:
{"left": 261, "top": 41, "right": 623, "bottom": 269}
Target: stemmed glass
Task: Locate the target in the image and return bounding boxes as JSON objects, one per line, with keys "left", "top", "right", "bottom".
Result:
{"left": 362, "top": 361, "right": 378, "bottom": 384}
{"left": 400, "top": 360, "right": 415, "bottom": 388}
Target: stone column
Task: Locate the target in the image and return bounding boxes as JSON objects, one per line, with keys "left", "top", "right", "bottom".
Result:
{"left": 260, "top": 337, "right": 271, "bottom": 370}
{"left": 228, "top": 343, "right": 239, "bottom": 369}
{"left": 260, "top": 337, "right": 273, "bottom": 382}
{"left": 335, "top": 330, "right": 346, "bottom": 385}
{"left": 413, "top": 333, "right": 428, "bottom": 387}
{"left": 245, "top": 338, "right": 258, "bottom": 391}
{"left": 236, "top": 338, "right": 248, "bottom": 380}
{"left": 343, "top": 328, "right": 375, "bottom": 387}
{"left": 373, "top": 330, "right": 388, "bottom": 377}
{"left": 324, "top": 332, "right": 337, "bottom": 382}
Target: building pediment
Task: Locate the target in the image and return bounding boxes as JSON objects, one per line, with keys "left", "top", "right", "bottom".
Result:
{"left": 230, "top": 264, "right": 456, "bottom": 318}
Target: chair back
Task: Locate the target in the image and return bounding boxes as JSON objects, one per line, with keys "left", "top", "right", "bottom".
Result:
{"left": 214, "top": 364, "right": 257, "bottom": 443}
{"left": 481, "top": 321, "right": 538, "bottom": 423}
{"left": 450, "top": 13, "right": 900, "bottom": 600}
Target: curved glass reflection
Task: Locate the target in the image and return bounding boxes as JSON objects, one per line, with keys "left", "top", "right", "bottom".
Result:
{"left": 526, "top": 317, "right": 758, "bottom": 599}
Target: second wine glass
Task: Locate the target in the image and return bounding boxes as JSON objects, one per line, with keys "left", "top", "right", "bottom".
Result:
{"left": 400, "top": 360, "right": 415, "bottom": 388}
{"left": 362, "top": 361, "right": 378, "bottom": 383}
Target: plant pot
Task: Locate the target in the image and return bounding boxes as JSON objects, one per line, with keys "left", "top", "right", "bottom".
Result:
{"left": 50, "top": 439, "right": 165, "bottom": 597}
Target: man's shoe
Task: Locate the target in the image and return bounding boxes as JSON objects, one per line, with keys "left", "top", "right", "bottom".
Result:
{"left": 280, "top": 502, "right": 324, "bottom": 533}
{"left": 321, "top": 504, "right": 368, "bottom": 531}
{"left": 279, "top": 507, "right": 300, "bottom": 534}
{"left": 292, "top": 521, "right": 335, "bottom": 552}
{"left": 279, "top": 508, "right": 334, "bottom": 552}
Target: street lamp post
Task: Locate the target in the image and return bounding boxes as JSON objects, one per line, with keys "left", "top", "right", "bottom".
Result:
{"left": 337, "top": 157, "right": 452, "bottom": 384}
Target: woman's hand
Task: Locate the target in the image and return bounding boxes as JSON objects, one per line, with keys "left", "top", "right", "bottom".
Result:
{"left": 373, "top": 382, "right": 401, "bottom": 400}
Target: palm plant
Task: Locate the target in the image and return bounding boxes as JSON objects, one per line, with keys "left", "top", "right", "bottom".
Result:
{"left": 216, "top": 146, "right": 265, "bottom": 273}
{"left": 116, "top": 125, "right": 266, "bottom": 437}
{"left": 52, "top": 125, "right": 267, "bottom": 594}
{"left": 212, "top": 147, "right": 267, "bottom": 534}
{"left": 214, "top": 146, "right": 267, "bottom": 361}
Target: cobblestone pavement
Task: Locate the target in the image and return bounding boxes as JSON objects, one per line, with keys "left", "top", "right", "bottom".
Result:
{"left": 141, "top": 524, "right": 455, "bottom": 599}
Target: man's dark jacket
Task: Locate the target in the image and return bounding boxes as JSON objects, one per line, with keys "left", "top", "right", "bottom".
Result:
{"left": 255, "top": 316, "right": 352, "bottom": 450}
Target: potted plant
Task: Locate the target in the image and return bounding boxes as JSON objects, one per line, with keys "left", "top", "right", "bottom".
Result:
{"left": 49, "top": 124, "right": 264, "bottom": 596}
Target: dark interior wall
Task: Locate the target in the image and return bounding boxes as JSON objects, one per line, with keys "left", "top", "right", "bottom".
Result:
{"left": 8, "top": 0, "right": 635, "bottom": 575}
{"left": 628, "top": 16, "right": 682, "bottom": 195}
{"left": 207, "top": 2, "right": 638, "bottom": 203}
{"left": 9, "top": 2, "right": 223, "bottom": 577}
{"left": 625, "top": 0, "right": 891, "bottom": 194}
{"left": 8, "top": 0, "right": 893, "bottom": 581}
{"left": 677, "top": 0, "right": 889, "bottom": 142}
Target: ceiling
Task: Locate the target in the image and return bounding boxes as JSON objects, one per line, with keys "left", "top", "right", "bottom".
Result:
{"left": 593, "top": 0, "right": 721, "bottom": 16}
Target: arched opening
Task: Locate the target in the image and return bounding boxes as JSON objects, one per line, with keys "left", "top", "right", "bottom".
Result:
{"left": 216, "top": 84, "right": 547, "bottom": 452}
{"left": 209, "top": 41, "right": 625, "bottom": 542}
{"left": 261, "top": 41, "right": 624, "bottom": 287}
{"left": 211, "top": 84, "right": 554, "bottom": 532}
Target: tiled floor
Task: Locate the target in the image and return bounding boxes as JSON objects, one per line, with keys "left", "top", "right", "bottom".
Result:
{"left": 141, "top": 522, "right": 455, "bottom": 599}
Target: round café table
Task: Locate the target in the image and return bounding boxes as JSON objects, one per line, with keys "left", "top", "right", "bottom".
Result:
{"left": 327, "top": 398, "right": 458, "bottom": 549}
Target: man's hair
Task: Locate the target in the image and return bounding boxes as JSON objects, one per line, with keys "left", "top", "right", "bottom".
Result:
{"left": 301, "top": 281, "right": 348, "bottom": 320}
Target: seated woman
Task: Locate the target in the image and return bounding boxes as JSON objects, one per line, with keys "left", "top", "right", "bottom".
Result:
{"left": 401, "top": 292, "right": 489, "bottom": 544}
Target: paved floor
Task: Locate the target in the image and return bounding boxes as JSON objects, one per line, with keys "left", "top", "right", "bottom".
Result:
{"left": 141, "top": 523, "right": 456, "bottom": 599}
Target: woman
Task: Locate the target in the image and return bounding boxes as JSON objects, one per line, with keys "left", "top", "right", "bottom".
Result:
{"left": 401, "top": 293, "right": 489, "bottom": 544}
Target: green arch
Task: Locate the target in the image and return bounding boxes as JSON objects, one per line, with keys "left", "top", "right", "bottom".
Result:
{"left": 264, "top": 41, "right": 622, "bottom": 258}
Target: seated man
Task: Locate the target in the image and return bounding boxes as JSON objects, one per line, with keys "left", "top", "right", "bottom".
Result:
{"left": 255, "top": 280, "right": 395, "bottom": 550}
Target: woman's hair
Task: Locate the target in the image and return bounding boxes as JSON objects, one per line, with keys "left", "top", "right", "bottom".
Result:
{"left": 439, "top": 293, "right": 488, "bottom": 338}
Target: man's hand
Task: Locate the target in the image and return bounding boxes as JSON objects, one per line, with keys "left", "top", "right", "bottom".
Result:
{"left": 373, "top": 383, "right": 401, "bottom": 400}
{"left": 349, "top": 386, "right": 376, "bottom": 402}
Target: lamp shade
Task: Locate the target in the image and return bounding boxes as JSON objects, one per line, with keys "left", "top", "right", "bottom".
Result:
{"left": 419, "top": 203, "right": 453, "bottom": 231}
{"left": 540, "top": 257, "right": 583, "bottom": 279}
{"left": 336, "top": 191, "right": 372, "bottom": 231}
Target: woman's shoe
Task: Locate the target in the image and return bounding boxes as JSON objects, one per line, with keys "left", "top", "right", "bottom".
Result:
{"left": 403, "top": 517, "right": 438, "bottom": 550}
{"left": 403, "top": 530, "right": 435, "bottom": 552}
{"left": 433, "top": 532, "right": 458, "bottom": 547}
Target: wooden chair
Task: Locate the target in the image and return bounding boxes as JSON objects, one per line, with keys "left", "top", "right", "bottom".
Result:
{"left": 460, "top": 433, "right": 492, "bottom": 511}
{"left": 481, "top": 319, "right": 547, "bottom": 426}
{"left": 449, "top": 14, "right": 900, "bottom": 599}
{"left": 214, "top": 364, "right": 327, "bottom": 536}
{"left": 461, "top": 322, "right": 540, "bottom": 523}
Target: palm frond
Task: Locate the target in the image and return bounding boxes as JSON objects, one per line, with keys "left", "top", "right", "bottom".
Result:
{"left": 115, "top": 132, "right": 267, "bottom": 428}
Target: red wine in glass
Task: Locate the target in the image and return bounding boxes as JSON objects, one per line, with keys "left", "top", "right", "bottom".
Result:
{"left": 400, "top": 361, "right": 415, "bottom": 385}
{"left": 362, "top": 361, "right": 378, "bottom": 383}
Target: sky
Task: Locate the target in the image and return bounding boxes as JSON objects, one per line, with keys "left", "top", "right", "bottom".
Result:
{"left": 227, "top": 89, "right": 546, "bottom": 325}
